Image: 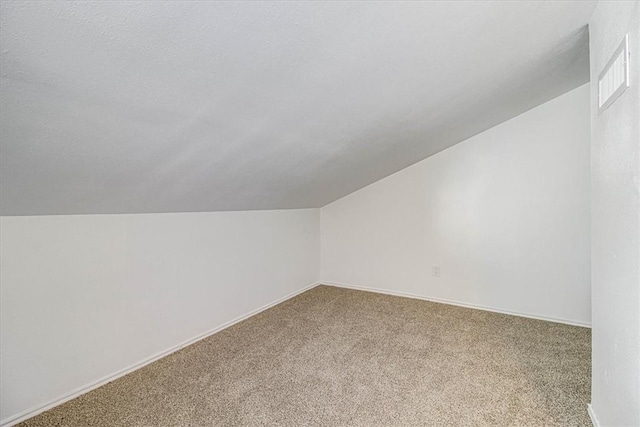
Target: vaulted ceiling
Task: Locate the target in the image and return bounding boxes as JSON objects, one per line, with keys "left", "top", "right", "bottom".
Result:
{"left": 1, "top": 1, "right": 595, "bottom": 215}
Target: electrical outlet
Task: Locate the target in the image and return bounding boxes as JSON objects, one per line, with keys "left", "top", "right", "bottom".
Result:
{"left": 432, "top": 265, "right": 440, "bottom": 277}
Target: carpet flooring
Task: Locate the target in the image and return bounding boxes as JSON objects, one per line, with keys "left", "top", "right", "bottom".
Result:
{"left": 21, "top": 285, "right": 591, "bottom": 426}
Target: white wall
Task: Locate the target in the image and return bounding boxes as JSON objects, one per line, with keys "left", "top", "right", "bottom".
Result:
{"left": 589, "top": 2, "right": 640, "bottom": 426}
{"left": 321, "top": 84, "right": 591, "bottom": 326}
{"left": 0, "top": 209, "right": 320, "bottom": 425}
{"left": 0, "top": 81, "right": 596, "bottom": 427}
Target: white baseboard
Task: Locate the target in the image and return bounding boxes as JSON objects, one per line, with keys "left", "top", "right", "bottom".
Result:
{"left": 587, "top": 404, "right": 600, "bottom": 427}
{"left": 0, "top": 281, "right": 322, "bottom": 427}
{"left": 323, "top": 281, "right": 591, "bottom": 328}
{"left": 2, "top": 280, "right": 588, "bottom": 426}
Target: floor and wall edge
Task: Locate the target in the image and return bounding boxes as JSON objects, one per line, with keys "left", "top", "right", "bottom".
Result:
{"left": 0, "top": 281, "right": 323, "bottom": 427}
{"left": 3, "top": 279, "right": 591, "bottom": 426}
{"left": 323, "top": 281, "right": 591, "bottom": 328}
{"left": 587, "top": 404, "right": 600, "bottom": 427}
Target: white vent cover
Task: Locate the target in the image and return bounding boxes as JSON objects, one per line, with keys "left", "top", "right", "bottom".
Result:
{"left": 598, "top": 34, "right": 630, "bottom": 114}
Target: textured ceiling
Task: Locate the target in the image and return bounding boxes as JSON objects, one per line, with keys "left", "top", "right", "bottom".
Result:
{"left": 0, "top": 1, "right": 595, "bottom": 215}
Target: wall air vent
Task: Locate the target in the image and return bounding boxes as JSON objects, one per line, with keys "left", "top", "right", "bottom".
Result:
{"left": 598, "top": 34, "right": 630, "bottom": 115}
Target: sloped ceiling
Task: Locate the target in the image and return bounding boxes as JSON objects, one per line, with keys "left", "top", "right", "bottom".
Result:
{"left": 0, "top": 1, "right": 595, "bottom": 215}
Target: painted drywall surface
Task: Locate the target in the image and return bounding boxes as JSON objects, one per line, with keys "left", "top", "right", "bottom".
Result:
{"left": 0, "top": 1, "right": 596, "bottom": 215}
{"left": 321, "top": 84, "right": 591, "bottom": 325}
{"left": 589, "top": 2, "right": 640, "bottom": 425}
{"left": 0, "top": 209, "right": 320, "bottom": 423}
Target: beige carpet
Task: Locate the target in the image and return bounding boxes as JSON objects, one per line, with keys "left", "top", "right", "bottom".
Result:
{"left": 21, "top": 285, "right": 591, "bottom": 426}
